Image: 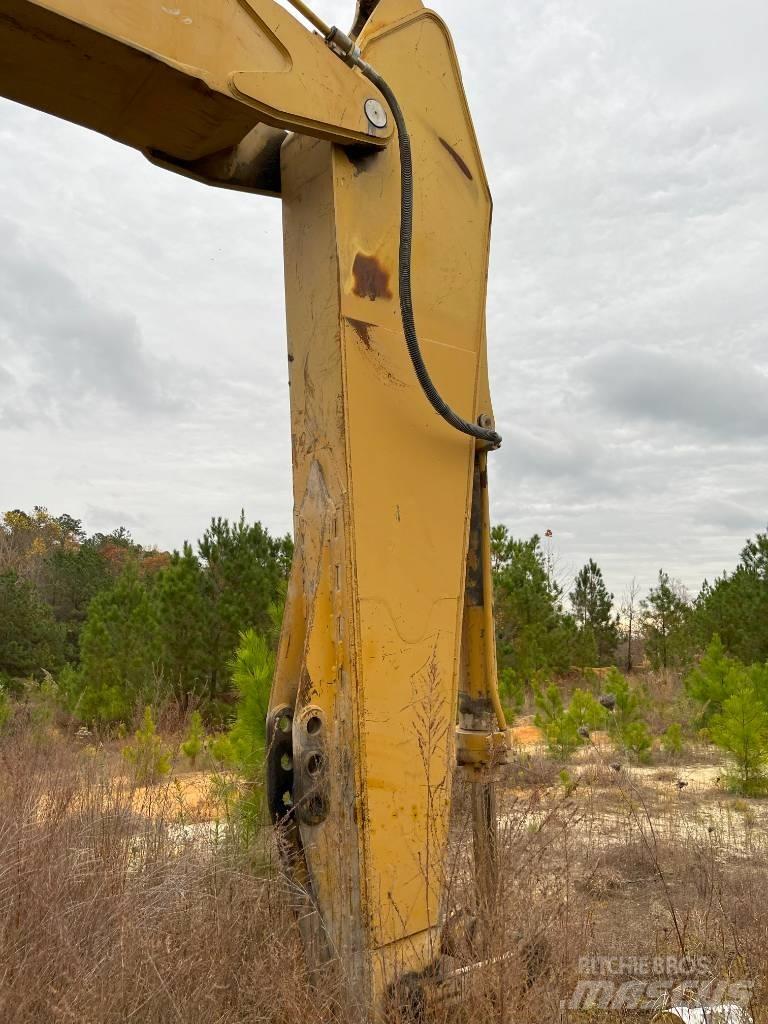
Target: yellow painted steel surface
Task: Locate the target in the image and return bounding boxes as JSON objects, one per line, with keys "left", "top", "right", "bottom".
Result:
{"left": 272, "top": 0, "right": 498, "bottom": 1004}
{"left": 0, "top": 0, "right": 390, "bottom": 169}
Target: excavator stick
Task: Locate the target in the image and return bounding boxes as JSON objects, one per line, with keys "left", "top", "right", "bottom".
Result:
{"left": 265, "top": 0, "right": 508, "bottom": 1009}
{"left": 0, "top": 0, "right": 510, "bottom": 1013}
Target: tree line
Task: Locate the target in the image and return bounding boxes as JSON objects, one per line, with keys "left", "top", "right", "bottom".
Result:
{"left": 490, "top": 525, "right": 768, "bottom": 793}
{"left": 1, "top": 506, "right": 767, "bottom": 729}
{"left": 0, "top": 507, "right": 291, "bottom": 723}
{"left": 491, "top": 524, "right": 768, "bottom": 706}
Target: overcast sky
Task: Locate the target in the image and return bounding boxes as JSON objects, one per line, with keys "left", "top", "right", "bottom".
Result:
{"left": 1, "top": 0, "right": 766, "bottom": 603}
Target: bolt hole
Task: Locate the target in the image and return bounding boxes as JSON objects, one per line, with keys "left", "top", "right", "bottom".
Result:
{"left": 277, "top": 714, "right": 292, "bottom": 734}
{"left": 281, "top": 753, "right": 293, "bottom": 772}
{"left": 306, "top": 714, "right": 322, "bottom": 736}
{"left": 282, "top": 790, "right": 293, "bottom": 807}
{"left": 307, "top": 752, "right": 324, "bottom": 777}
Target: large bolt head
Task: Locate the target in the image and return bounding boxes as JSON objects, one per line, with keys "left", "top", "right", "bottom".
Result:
{"left": 364, "top": 98, "right": 388, "bottom": 128}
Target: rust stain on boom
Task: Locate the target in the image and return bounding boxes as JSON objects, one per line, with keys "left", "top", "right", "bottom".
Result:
{"left": 352, "top": 252, "right": 393, "bottom": 301}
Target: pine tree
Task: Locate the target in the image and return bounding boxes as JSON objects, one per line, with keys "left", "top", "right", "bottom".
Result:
{"left": 712, "top": 684, "right": 768, "bottom": 795}
{"left": 662, "top": 722, "right": 684, "bottom": 758}
{"left": 641, "top": 570, "right": 692, "bottom": 670}
{"left": 492, "top": 528, "right": 576, "bottom": 684}
{"left": 534, "top": 683, "right": 579, "bottom": 759}
{"left": 602, "top": 667, "right": 645, "bottom": 730}
{"left": 155, "top": 542, "right": 210, "bottom": 699}
{"left": 70, "top": 565, "right": 161, "bottom": 723}
{"left": 570, "top": 559, "right": 618, "bottom": 666}
{"left": 694, "top": 528, "right": 768, "bottom": 663}
{"left": 621, "top": 720, "right": 653, "bottom": 762}
{"left": 602, "top": 666, "right": 652, "bottom": 761}
{"left": 42, "top": 541, "right": 111, "bottom": 662}
{"left": 198, "top": 514, "right": 291, "bottom": 698}
{"left": 567, "top": 687, "right": 608, "bottom": 732}
{"left": 227, "top": 628, "right": 275, "bottom": 776}
{"left": 685, "top": 633, "right": 738, "bottom": 722}
{"left": 533, "top": 684, "right": 605, "bottom": 759}
{"left": 0, "top": 570, "right": 64, "bottom": 682}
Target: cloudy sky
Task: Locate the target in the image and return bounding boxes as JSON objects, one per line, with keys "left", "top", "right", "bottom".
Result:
{"left": 1, "top": 0, "right": 766, "bottom": 603}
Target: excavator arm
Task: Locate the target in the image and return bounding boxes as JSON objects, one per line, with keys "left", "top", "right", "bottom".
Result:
{"left": 0, "top": 0, "right": 390, "bottom": 192}
{"left": 0, "top": 0, "right": 509, "bottom": 1011}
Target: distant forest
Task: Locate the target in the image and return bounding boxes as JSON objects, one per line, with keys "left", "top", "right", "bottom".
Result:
{"left": 0, "top": 507, "right": 291, "bottom": 723}
{"left": 1, "top": 506, "right": 767, "bottom": 727}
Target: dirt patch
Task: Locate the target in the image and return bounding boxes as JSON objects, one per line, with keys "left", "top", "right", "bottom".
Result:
{"left": 510, "top": 720, "right": 543, "bottom": 747}
{"left": 127, "top": 770, "right": 231, "bottom": 822}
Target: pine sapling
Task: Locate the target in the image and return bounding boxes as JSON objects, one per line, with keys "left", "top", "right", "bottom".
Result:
{"left": 661, "top": 722, "right": 685, "bottom": 759}
{"left": 0, "top": 688, "right": 11, "bottom": 731}
{"left": 181, "top": 710, "right": 206, "bottom": 768}
{"left": 123, "top": 706, "right": 171, "bottom": 784}
{"left": 711, "top": 685, "right": 768, "bottom": 796}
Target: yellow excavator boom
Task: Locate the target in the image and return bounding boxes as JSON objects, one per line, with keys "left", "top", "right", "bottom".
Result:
{"left": 0, "top": 0, "right": 508, "bottom": 1011}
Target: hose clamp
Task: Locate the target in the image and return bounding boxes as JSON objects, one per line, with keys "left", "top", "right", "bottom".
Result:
{"left": 325, "top": 26, "right": 362, "bottom": 67}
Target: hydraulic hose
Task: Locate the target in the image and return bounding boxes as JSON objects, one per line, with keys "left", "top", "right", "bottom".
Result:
{"left": 357, "top": 64, "right": 502, "bottom": 448}
{"left": 283, "top": 1, "right": 502, "bottom": 447}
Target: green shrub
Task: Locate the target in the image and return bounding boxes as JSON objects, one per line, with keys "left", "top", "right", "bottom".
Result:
{"left": 686, "top": 636, "right": 768, "bottom": 736}
{"left": 567, "top": 688, "right": 608, "bottom": 732}
{"left": 29, "top": 672, "right": 62, "bottom": 731}
{"left": 0, "top": 669, "right": 23, "bottom": 699}
{"left": 661, "top": 722, "right": 684, "bottom": 758}
{"left": 558, "top": 768, "right": 577, "bottom": 796}
{"left": 622, "top": 720, "right": 653, "bottom": 763}
{"left": 603, "top": 668, "right": 646, "bottom": 730}
{"left": 206, "top": 628, "right": 274, "bottom": 845}
{"left": 602, "top": 668, "right": 653, "bottom": 761}
{"left": 534, "top": 684, "right": 605, "bottom": 760}
{"left": 541, "top": 712, "right": 582, "bottom": 760}
{"left": 535, "top": 683, "right": 577, "bottom": 759}
{"left": 123, "top": 706, "right": 171, "bottom": 784}
{"left": 208, "top": 733, "right": 236, "bottom": 766}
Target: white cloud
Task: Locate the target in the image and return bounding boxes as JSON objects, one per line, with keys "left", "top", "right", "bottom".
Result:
{"left": 580, "top": 346, "right": 768, "bottom": 438}
{"left": 1, "top": 0, "right": 766, "bottom": 601}
{"left": 0, "top": 218, "right": 187, "bottom": 425}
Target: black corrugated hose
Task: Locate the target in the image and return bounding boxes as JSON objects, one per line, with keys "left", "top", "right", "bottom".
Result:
{"left": 357, "top": 63, "right": 502, "bottom": 449}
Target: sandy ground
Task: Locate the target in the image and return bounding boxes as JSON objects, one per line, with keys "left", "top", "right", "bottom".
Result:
{"left": 127, "top": 769, "right": 228, "bottom": 822}
{"left": 77, "top": 716, "right": 767, "bottom": 869}
{"left": 510, "top": 719, "right": 544, "bottom": 747}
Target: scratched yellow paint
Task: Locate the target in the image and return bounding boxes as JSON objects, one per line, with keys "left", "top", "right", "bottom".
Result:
{"left": 277, "top": 0, "right": 497, "bottom": 1004}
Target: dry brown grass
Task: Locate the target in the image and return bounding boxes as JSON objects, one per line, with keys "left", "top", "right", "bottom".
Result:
{"left": 0, "top": 731, "right": 339, "bottom": 1024}
{"left": 1, "top": 724, "right": 767, "bottom": 1023}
